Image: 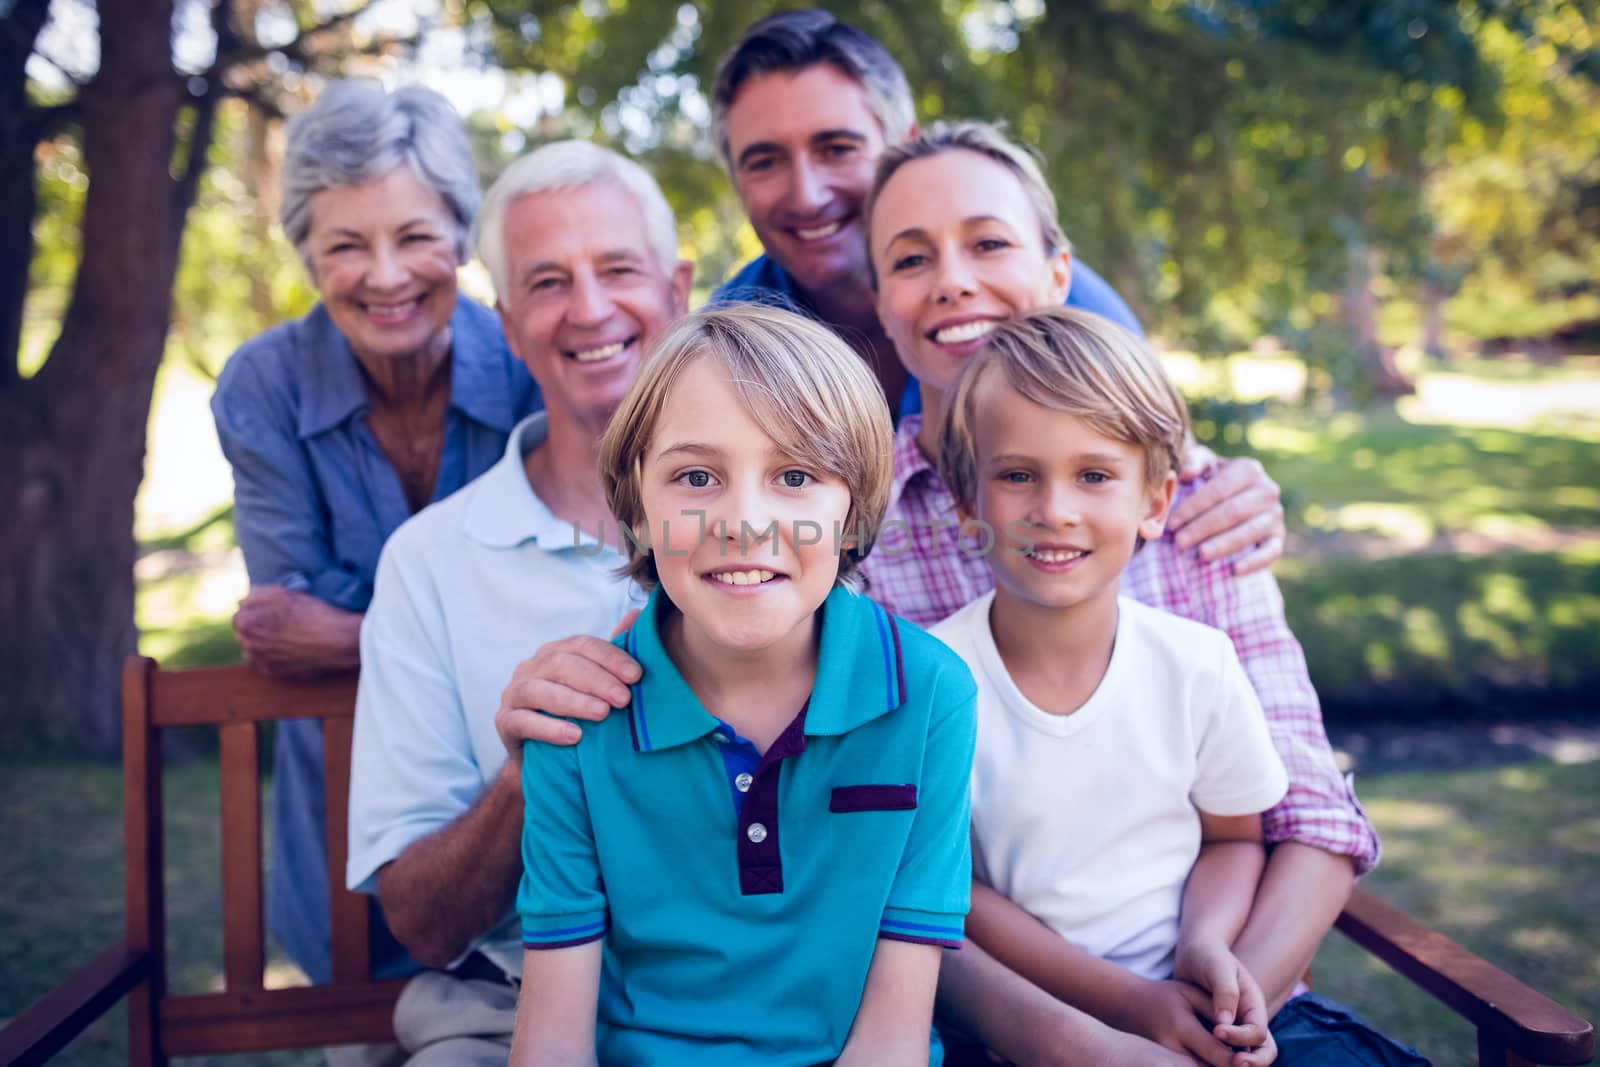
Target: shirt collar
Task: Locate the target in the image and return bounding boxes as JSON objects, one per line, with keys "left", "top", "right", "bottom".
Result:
{"left": 461, "top": 413, "right": 596, "bottom": 550}
{"left": 622, "top": 583, "right": 906, "bottom": 754}
{"left": 296, "top": 294, "right": 521, "bottom": 440}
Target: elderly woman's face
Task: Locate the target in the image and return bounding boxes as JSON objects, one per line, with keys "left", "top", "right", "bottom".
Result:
{"left": 305, "top": 165, "right": 461, "bottom": 363}
{"left": 870, "top": 150, "right": 1071, "bottom": 395}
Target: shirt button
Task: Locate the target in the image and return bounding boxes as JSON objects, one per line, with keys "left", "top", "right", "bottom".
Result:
{"left": 713, "top": 732, "right": 731, "bottom": 743}
{"left": 746, "top": 822, "right": 768, "bottom": 843}
{"left": 735, "top": 772, "right": 753, "bottom": 792}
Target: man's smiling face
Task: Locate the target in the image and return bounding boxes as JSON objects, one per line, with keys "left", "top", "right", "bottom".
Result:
{"left": 497, "top": 181, "right": 690, "bottom": 434}
{"left": 723, "top": 63, "right": 887, "bottom": 299}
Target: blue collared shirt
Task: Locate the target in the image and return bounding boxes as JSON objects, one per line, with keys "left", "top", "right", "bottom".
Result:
{"left": 710, "top": 254, "right": 1143, "bottom": 419}
{"left": 517, "top": 584, "right": 978, "bottom": 1065}
{"left": 212, "top": 293, "right": 542, "bottom": 984}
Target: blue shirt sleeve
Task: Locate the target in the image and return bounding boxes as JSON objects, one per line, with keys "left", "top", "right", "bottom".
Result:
{"left": 880, "top": 648, "right": 978, "bottom": 949}
{"left": 518, "top": 732, "right": 608, "bottom": 949}
{"left": 211, "top": 336, "right": 367, "bottom": 608}
{"left": 1065, "top": 258, "right": 1143, "bottom": 337}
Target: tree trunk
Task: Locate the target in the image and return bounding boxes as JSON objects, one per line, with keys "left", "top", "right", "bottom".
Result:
{"left": 0, "top": 0, "right": 210, "bottom": 755}
{"left": 1, "top": 0, "right": 53, "bottom": 384}
{"left": 1342, "top": 237, "right": 1415, "bottom": 400}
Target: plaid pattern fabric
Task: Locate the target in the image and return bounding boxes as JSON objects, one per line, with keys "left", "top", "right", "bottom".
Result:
{"left": 857, "top": 416, "right": 1380, "bottom": 873}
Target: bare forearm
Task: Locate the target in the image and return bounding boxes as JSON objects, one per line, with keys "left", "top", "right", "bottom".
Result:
{"left": 937, "top": 937, "right": 1139, "bottom": 1065}
{"left": 511, "top": 944, "right": 601, "bottom": 1067}
{"left": 1179, "top": 840, "right": 1266, "bottom": 950}
{"left": 838, "top": 939, "right": 939, "bottom": 1065}
{"left": 965, "top": 883, "right": 1144, "bottom": 1031}
{"left": 1231, "top": 842, "right": 1356, "bottom": 1013}
{"left": 376, "top": 761, "right": 525, "bottom": 967}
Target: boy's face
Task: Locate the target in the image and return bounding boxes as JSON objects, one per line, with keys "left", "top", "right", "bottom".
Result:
{"left": 967, "top": 374, "right": 1175, "bottom": 617}
{"left": 639, "top": 357, "right": 852, "bottom": 657}
{"left": 723, "top": 63, "right": 886, "bottom": 298}
{"left": 870, "top": 149, "right": 1072, "bottom": 396}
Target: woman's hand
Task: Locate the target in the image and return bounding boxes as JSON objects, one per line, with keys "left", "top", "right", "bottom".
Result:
{"left": 1171, "top": 446, "right": 1286, "bottom": 575}
{"left": 232, "top": 585, "right": 362, "bottom": 678}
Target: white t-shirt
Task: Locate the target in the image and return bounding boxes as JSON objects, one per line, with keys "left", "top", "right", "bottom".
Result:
{"left": 930, "top": 593, "right": 1288, "bottom": 980}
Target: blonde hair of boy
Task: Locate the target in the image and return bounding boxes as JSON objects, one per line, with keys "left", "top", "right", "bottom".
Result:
{"left": 864, "top": 120, "right": 1072, "bottom": 287}
{"left": 940, "top": 306, "right": 1190, "bottom": 514}
{"left": 599, "top": 304, "right": 894, "bottom": 590}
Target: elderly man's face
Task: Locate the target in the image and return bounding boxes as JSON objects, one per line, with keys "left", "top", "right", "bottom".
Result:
{"left": 723, "top": 63, "right": 886, "bottom": 299}
{"left": 497, "top": 182, "right": 691, "bottom": 433}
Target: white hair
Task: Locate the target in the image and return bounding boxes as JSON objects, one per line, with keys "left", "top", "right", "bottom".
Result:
{"left": 476, "top": 140, "right": 679, "bottom": 306}
{"left": 280, "top": 80, "right": 479, "bottom": 267}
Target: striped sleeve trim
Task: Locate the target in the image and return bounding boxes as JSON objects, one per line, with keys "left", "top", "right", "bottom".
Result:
{"left": 521, "top": 915, "right": 606, "bottom": 950}
{"left": 880, "top": 908, "right": 964, "bottom": 950}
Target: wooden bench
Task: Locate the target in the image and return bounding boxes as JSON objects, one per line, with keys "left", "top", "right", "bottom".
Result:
{"left": 0, "top": 657, "right": 1594, "bottom": 1066}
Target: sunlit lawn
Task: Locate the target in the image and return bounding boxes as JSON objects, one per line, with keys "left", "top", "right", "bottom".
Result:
{"left": 3, "top": 754, "right": 1593, "bottom": 1065}
{"left": 1312, "top": 761, "right": 1600, "bottom": 1066}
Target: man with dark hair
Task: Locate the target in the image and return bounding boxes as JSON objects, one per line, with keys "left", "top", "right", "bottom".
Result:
{"left": 709, "top": 9, "right": 1140, "bottom": 421}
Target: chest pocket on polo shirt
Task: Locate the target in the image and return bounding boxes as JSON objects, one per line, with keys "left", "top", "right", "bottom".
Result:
{"left": 830, "top": 784, "right": 918, "bottom": 812}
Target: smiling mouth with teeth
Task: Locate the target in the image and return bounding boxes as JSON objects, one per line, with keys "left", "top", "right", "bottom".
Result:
{"left": 932, "top": 320, "right": 998, "bottom": 345}
{"left": 1028, "top": 547, "right": 1087, "bottom": 564}
{"left": 568, "top": 339, "right": 633, "bottom": 363}
{"left": 708, "top": 568, "right": 780, "bottom": 587}
{"left": 794, "top": 220, "right": 844, "bottom": 241}
{"left": 363, "top": 297, "right": 423, "bottom": 320}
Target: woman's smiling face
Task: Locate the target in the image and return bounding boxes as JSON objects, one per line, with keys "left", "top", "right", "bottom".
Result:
{"left": 870, "top": 149, "right": 1071, "bottom": 393}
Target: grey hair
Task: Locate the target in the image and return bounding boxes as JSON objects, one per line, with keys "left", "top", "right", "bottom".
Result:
{"left": 280, "top": 80, "right": 479, "bottom": 269}
{"left": 711, "top": 9, "right": 915, "bottom": 173}
{"left": 476, "top": 140, "right": 679, "bottom": 306}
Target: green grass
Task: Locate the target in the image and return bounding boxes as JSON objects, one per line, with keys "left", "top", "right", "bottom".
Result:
{"left": 1280, "top": 547, "right": 1600, "bottom": 713}
{"left": 3, "top": 754, "right": 1592, "bottom": 1064}
{"left": 0, "top": 755, "right": 314, "bottom": 1065}
{"left": 1252, "top": 413, "right": 1600, "bottom": 542}
{"left": 1312, "top": 761, "right": 1600, "bottom": 1066}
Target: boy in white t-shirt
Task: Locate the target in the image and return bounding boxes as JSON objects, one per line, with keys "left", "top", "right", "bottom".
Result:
{"left": 929, "top": 307, "right": 1288, "bottom": 1067}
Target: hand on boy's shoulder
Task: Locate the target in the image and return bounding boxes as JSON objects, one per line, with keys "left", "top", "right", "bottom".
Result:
{"left": 495, "top": 626, "right": 643, "bottom": 760}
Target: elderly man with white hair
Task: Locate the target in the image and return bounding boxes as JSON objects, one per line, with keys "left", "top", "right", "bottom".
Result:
{"left": 345, "top": 139, "right": 691, "bottom": 1064}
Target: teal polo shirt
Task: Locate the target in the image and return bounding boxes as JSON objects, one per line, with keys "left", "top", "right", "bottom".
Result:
{"left": 517, "top": 583, "right": 978, "bottom": 1065}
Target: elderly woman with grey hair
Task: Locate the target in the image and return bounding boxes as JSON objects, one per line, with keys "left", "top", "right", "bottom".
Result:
{"left": 210, "top": 80, "right": 541, "bottom": 993}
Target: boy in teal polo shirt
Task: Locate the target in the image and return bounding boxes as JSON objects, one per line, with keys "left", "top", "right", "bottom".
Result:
{"left": 510, "top": 305, "right": 978, "bottom": 1066}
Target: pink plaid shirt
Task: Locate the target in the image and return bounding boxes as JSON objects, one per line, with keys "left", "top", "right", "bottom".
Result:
{"left": 858, "top": 416, "right": 1379, "bottom": 873}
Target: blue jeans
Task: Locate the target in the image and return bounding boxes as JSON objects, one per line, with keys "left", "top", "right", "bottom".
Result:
{"left": 1273, "top": 993, "right": 1432, "bottom": 1066}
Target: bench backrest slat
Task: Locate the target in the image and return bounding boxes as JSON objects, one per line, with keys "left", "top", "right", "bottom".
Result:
{"left": 218, "top": 720, "right": 264, "bottom": 993}
{"left": 120, "top": 656, "right": 398, "bottom": 1064}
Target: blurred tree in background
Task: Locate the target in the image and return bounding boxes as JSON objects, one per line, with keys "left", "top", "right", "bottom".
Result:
{"left": 5, "top": 0, "right": 1596, "bottom": 753}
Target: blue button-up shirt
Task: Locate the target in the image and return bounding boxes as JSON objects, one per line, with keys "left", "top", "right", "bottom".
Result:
{"left": 211, "top": 293, "right": 541, "bottom": 983}
{"left": 710, "top": 253, "right": 1143, "bottom": 420}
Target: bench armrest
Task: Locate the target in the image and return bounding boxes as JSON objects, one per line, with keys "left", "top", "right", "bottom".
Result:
{"left": 1336, "top": 888, "right": 1594, "bottom": 1065}
{"left": 0, "top": 940, "right": 149, "bottom": 1067}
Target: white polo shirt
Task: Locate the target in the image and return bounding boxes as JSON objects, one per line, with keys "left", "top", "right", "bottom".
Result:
{"left": 931, "top": 593, "right": 1288, "bottom": 980}
{"left": 347, "top": 413, "right": 641, "bottom": 972}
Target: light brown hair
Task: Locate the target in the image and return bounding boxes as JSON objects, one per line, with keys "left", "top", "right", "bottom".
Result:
{"left": 599, "top": 304, "right": 894, "bottom": 589}
{"left": 940, "top": 306, "right": 1189, "bottom": 514}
